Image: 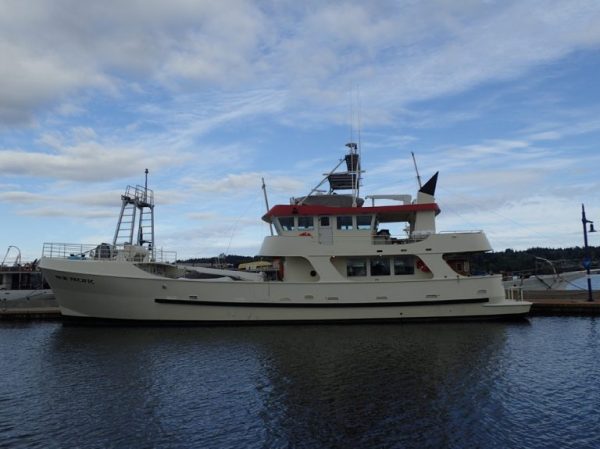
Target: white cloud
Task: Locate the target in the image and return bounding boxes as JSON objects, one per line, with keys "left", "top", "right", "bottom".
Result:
{"left": 3, "top": 1, "right": 600, "bottom": 126}
{"left": 16, "top": 207, "right": 115, "bottom": 219}
{"left": 528, "top": 131, "right": 562, "bottom": 141}
{"left": 186, "top": 172, "right": 303, "bottom": 194}
{"left": 439, "top": 194, "right": 588, "bottom": 250}
{"left": 0, "top": 144, "right": 170, "bottom": 181}
{"left": 186, "top": 212, "right": 218, "bottom": 221}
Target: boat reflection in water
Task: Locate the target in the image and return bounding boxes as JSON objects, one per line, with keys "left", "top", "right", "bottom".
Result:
{"left": 253, "top": 323, "right": 513, "bottom": 447}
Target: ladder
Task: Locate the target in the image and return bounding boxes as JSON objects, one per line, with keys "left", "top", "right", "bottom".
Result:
{"left": 113, "top": 170, "right": 155, "bottom": 253}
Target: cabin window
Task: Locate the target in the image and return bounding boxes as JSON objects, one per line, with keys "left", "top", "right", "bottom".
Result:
{"left": 346, "top": 258, "right": 367, "bottom": 277}
{"left": 443, "top": 254, "right": 472, "bottom": 276}
{"left": 320, "top": 216, "right": 330, "bottom": 226}
{"left": 279, "top": 217, "right": 295, "bottom": 231}
{"left": 297, "top": 216, "right": 314, "bottom": 230}
{"left": 393, "top": 256, "right": 415, "bottom": 275}
{"left": 370, "top": 257, "right": 390, "bottom": 276}
{"left": 356, "top": 215, "right": 372, "bottom": 230}
{"left": 337, "top": 216, "right": 353, "bottom": 230}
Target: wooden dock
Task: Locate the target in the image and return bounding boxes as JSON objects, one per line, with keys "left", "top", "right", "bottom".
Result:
{"left": 0, "top": 307, "right": 62, "bottom": 321}
{"left": 521, "top": 290, "right": 600, "bottom": 315}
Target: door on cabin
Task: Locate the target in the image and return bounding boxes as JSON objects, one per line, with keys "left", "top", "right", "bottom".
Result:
{"left": 318, "top": 216, "right": 333, "bottom": 245}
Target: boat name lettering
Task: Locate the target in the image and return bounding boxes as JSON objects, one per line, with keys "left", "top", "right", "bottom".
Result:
{"left": 55, "top": 274, "right": 95, "bottom": 285}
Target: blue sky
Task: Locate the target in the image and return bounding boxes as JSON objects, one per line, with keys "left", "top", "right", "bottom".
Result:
{"left": 2, "top": 0, "right": 600, "bottom": 261}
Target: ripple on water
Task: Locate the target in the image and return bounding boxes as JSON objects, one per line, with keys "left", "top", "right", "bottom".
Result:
{"left": 1, "top": 318, "right": 599, "bottom": 449}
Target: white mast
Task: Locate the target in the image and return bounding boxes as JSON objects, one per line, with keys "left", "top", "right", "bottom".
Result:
{"left": 261, "top": 177, "right": 274, "bottom": 236}
{"left": 411, "top": 152, "right": 422, "bottom": 189}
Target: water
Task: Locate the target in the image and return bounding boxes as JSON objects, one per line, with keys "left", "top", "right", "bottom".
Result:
{"left": 1, "top": 318, "right": 599, "bottom": 449}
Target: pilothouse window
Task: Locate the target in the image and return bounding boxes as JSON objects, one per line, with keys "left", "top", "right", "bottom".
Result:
{"left": 337, "top": 216, "right": 353, "bottom": 230}
{"left": 356, "top": 215, "right": 372, "bottom": 230}
{"left": 297, "top": 216, "right": 314, "bottom": 230}
{"left": 279, "top": 217, "right": 295, "bottom": 231}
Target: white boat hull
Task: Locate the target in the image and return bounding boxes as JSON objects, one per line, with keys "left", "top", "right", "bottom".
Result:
{"left": 40, "top": 258, "right": 530, "bottom": 322}
{"left": 0, "top": 288, "right": 54, "bottom": 301}
{"left": 502, "top": 270, "right": 598, "bottom": 291}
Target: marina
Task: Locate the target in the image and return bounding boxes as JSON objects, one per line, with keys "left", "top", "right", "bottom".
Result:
{"left": 3, "top": 3, "right": 600, "bottom": 449}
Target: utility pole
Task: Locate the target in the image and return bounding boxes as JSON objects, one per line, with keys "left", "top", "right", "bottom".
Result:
{"left": 581, "top": 204, "right": 596, "bottom": 302}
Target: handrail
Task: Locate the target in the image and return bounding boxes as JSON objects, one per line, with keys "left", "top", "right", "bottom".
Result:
{"left": 42, "top": 242, "right": 176, "bottom": 263}
{"left": 1, "top": 246, "right": 22, "bottom": 267}
{"left": 505, "top": 287, "right": 524, "bottom": 301}
{"left": 438, "top": 230, "right": 483, "bottom": 234}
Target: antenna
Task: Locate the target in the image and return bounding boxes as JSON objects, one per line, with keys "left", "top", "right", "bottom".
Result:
{"left": 262, "top": 177, "right": 274, "bottom": 236}
{"left": 144, "top": 168, "right": 149, "bottom": 202}
{"left": 352, "top": 86, "right": 362, "bottom": 206}
{"left": 349, "top": 89, "right": 354, "bottom": 143}
{"left": 411, "top": 152, "right": 422, "bottom": 189}
{"left": 357, "top": 85, "right": 362, "bottom": 166}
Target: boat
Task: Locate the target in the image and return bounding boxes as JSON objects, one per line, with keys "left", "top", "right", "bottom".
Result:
{"left": 502, "top": 270, "right": 599, "bottom": 291}
{"left": 1, "top": 246, "right": 55, "bottom": 307}
{"left": 502, "top": 257, "right": 600, "bottom": 291}
{"left": 39, "top": 143, "right": 531, "bottom": 322}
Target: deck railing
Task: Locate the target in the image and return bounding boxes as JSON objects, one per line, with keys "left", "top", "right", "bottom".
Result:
{"left": 42, "top": 242, "right": 176, "bottom": 263}
{"left": 505, "top": 287, "right": 524, "bottom": 301}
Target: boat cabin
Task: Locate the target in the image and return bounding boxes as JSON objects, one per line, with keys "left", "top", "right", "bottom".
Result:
{"left": 258, "top": 144, "right": 480, "bottom": 283}
{"left": 263, "top": 202, "right": 440, "bottom": 245}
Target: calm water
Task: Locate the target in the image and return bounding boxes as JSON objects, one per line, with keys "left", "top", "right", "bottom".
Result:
{"left": 1, "top": 318, "right": 599, "bottom": 449}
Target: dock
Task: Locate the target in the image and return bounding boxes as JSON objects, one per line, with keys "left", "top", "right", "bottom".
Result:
{"left": 522, "top": 290, "right": 600, "bottom": 315}
{"left": 0, "top": 307, "right": 62, "bottom": 321}
{"left": 527, "top": 299, "right": 600, "bottom": 315}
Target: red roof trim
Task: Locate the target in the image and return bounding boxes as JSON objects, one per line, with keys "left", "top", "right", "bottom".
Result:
{"left": 263, "top": 203, "right": 440, "bottom": 221}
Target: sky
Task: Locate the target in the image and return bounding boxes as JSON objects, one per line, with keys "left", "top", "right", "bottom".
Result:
{"left": 2, "top": 0, "right": 600, "bottom": 261}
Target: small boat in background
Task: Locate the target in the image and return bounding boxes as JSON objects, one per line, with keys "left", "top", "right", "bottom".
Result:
{"left": 1, "top": 246, "right": 55, "bottom": 307}
{"left": 502, "top": 256, "right": 600, "bottom": 291}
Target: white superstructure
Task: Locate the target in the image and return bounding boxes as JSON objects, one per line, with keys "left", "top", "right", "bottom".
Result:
{"left": 39, "top": 145, "right": 531, "bottom": 322}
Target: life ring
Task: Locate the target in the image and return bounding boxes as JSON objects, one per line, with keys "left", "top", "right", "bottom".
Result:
{"left": 416, "top": 258, "right": 431, "bottom": 273}
{"left": 298, "top": 232, "right": 312, "bottom": 237}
